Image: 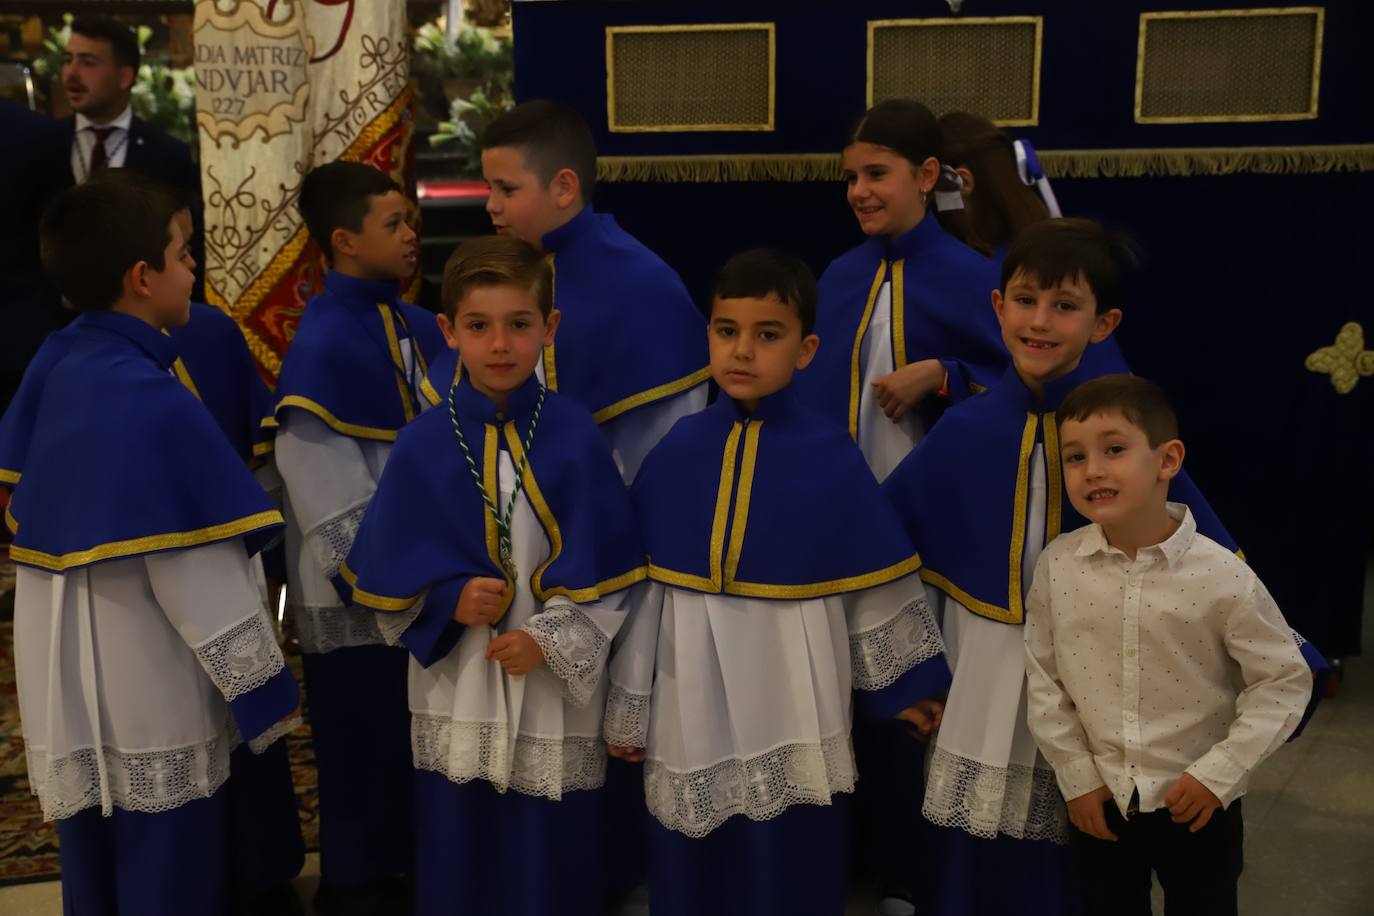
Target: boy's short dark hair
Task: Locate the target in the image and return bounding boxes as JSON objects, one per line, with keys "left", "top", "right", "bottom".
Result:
{"left": 482, "top": 100, "right": 598, "bottom": 202}
{"left": 441, "top": 235, "right": 553, "bottom": 320}
{"left": 70, "top": 17, "right": 141, "bottom": 71}
{"left": 40, "top": 179, "right": 178, "bottom": 312}
{"left": 1058, "top": 374, "right": 1180, "bottom": 448}
{"left": 1000, "top": 218, "right": 1139, "bottom": 314}
{"left": 713, "top": 248, "right": 818, "bottom": 336}
{"left": 298, "top": 161, "right": 401, "bottom": 262}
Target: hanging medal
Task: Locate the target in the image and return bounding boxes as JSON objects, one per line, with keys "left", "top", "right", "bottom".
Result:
{"left": 449, "top": 384, "right": 546, "bottom": 582}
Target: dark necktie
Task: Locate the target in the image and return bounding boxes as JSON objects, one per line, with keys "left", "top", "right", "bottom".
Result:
{"left": 88, "top": 126, "right": 117, "bottom": 172}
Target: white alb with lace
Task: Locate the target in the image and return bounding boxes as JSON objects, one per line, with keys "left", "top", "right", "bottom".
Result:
{"left": 13, "top": 541, "right": 292, "bottom": 820}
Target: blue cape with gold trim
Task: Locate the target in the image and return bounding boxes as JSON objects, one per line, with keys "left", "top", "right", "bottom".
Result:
{"left": 420, "top": 208, "right": 708, "bottom": 424}
{"left": 337, "top": 374, "right": 646, "bottom": 616}
{"left": 633, "top": 386, "right": 921, "bottom": 598}
{"left": 1, "top": 304, "right": 278, "bottom": 486}
{"left": 4, "top": 311, "right": 283, "bottom": 571}
{"left": 883, "top": 361, "right": 1237, "bottom": 625}
{"left": 793, "top": 215, "right": 1007, "bottom": 436}
{"left": 273, "top": 271, "right": 444, "bottom": 441}
{"left": 169, "top": 302, "right": 275, "bottom": 462}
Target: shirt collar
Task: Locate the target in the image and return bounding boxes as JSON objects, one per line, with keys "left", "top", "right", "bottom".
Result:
{"left": 1075, "top": 502, "right": 1196, "bottom": 567}
{"left": 75, "top": 106, "right": 133, "bottom": 134}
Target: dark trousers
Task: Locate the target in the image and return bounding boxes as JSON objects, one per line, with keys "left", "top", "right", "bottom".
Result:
{"left": 1071, "top": 797, "right": 1243, "bottom": 916}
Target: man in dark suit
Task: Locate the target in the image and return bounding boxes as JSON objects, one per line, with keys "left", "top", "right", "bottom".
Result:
{"left": 57, "top": 17, "right": 203, "bottom": 298}
{"left": 57, "top": 17, "right": 198, "bottom": 194}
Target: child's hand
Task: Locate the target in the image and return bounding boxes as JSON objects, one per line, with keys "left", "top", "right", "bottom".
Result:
{"left": 1067, "top": 786, "right": 1118, "bottom": 841}
{"left": 871, "top": 359, "right": 945, "bottom": 421}
{"left": 1164, "top": 773, "right": 1221, "bottom": 833}
{"left": 895, "top": 698, "right": 945, "bottom": 740}
{"left": 454, "top": 577, "right": 508, "bottom": 626}
{"left": 607, "top": 745, "right": 646, "bottom": 763}
{"left": 486, "top": 629, "right": 544, "bottom": 676}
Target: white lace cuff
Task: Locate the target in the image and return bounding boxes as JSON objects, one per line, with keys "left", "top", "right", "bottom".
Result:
{"left": 375, "top": 598, "right": 425, "bottom": 647}
{"left": 922, "top": 744, "right": 1069, "bottom": 844}
{"left": 411, "top": 713, "right": 607, "bottom": 800}
{"left": 291, "top": 603, "right": 386, "bottom": 654}
{"left": 26, "top": 736, "right": 234, "bottom": 821}
{"left": 850, "top": 593, "right": 945, "bottom": 691}
{"left": 644, "top": 732, "right": 856, "bottom": 839}
{"left": 193, "top": 613, "right": 286, "bottom": 702}
{"left": 303, "top": 500, "right": 369, "bottom": 582}
{"left": 603, "top": 681, "right": 650, "bottom": 748}
{"left": 522, "top": 601, "right": 610, "bottom": 708}
{"left": 248, "top": 713, "right": 302, "bottom": 755}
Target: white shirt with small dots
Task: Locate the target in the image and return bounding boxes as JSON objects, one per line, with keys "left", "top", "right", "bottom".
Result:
{"left": 1023, "top": 503, "right": 1311, "bottom": 817}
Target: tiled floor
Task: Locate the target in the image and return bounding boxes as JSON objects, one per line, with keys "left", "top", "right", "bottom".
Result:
{"left": 5, "top": 602, "right": 1372, "bottom": 915}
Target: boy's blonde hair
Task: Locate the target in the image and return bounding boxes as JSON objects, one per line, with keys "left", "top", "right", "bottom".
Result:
{"left": 441, "top": 235, "right": 553, "bottom": 320}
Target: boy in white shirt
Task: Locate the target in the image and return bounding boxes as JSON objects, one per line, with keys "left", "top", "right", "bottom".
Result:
{"left": 1024, "top": 373, "right": 1311, "bottom": 916}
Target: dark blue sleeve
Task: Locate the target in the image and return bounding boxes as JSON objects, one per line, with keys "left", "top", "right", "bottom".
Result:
{"left": 400, "top": 577, "right": 470, "bottom": 668}
{"left": 853, "top": 654, "right": 951, "bottom": 722}
{"left": 228, "top": 667, "right": 299, "bottom": 745}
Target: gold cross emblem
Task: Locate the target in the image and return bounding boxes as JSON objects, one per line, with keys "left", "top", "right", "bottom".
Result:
{"left": 1305, "top": 322, "right": 1374, "bottom": 394}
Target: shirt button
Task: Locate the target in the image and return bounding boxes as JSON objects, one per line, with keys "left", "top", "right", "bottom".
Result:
{"left": 1124, "top": 648, "right": 1136, "bottom": 658}
{"left": 1125, "top": 711, "right": 1137, "bottom": 723}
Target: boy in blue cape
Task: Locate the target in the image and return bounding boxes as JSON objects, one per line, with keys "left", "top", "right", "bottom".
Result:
{"left": 605, "top": 249, "right": 950, "bottom": 916}
{"left": 0, "top": 173, "right": 301, "bottom": 913}
{"left": 422, "top": 100, "right": 708, "bottom": 485}
{"left": 883, "top": 219, "right": 1324, "bottom": 916}
{"left": 3, "top": 179, "right": 297, "bottom": 915}
{"left": 270, "top": 161, "right": 444, "bottom": 914}
{"left": 337, "top": 236, "right": 646, "bottom": 916}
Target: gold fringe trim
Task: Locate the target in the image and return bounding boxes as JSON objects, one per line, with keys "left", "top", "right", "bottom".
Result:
{"left": 596, "top": 145, "right": 1374, "bottom": 183}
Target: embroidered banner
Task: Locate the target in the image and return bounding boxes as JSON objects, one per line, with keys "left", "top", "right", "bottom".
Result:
{"left": 194, "top": 0, "right": 413, "bottom": 379}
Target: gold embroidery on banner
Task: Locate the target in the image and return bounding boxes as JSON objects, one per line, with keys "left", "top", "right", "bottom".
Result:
{"left": 8, "top": 510, "right": 283, "bottom": 572}
{"left": 1305, "top": 322, "right": 1374, "bottom": 394}
{"left": 848, "top": 262, "right": 888, "bottom": 441}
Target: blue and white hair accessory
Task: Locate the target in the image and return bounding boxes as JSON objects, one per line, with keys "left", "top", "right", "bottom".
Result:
{"left": 934, "top": 164, "right": 966, "bottom": 212}
{"left": 1014, "top": 139, "right": 1062, "bottom": 218}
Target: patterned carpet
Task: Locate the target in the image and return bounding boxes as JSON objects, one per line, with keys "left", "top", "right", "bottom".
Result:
{"left": 0, "top": 616, "right": 321, "bottom": 886}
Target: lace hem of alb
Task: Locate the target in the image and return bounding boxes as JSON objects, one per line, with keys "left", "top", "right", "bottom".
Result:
{"left": 602, "top": 681, "right": 650, "bottom": 748}
{"left": 645, "top": 732, "right": 856, "bottom": 839}
{"left": 25, "top": 735, "right": 234, "bottom": 822}
{"left": 522, "top": 601, "right": 609, "bottom": 708}
{"left": 922, "top": 745, "right": 1068, "bottom": 844}
{"left": 850, "top": 593, "right": 945, "bottom": 691}
{"left": 290, "top": 603, "right": 385, "bottom": 654}
{"left": 193, "top": 612, "right": 286, "bottom": 702}
{"left": 411, "top": 713, "right": 606, "bottom": 800}
{"left": 304, "top": 500, "right": 370, "bottom": 582}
